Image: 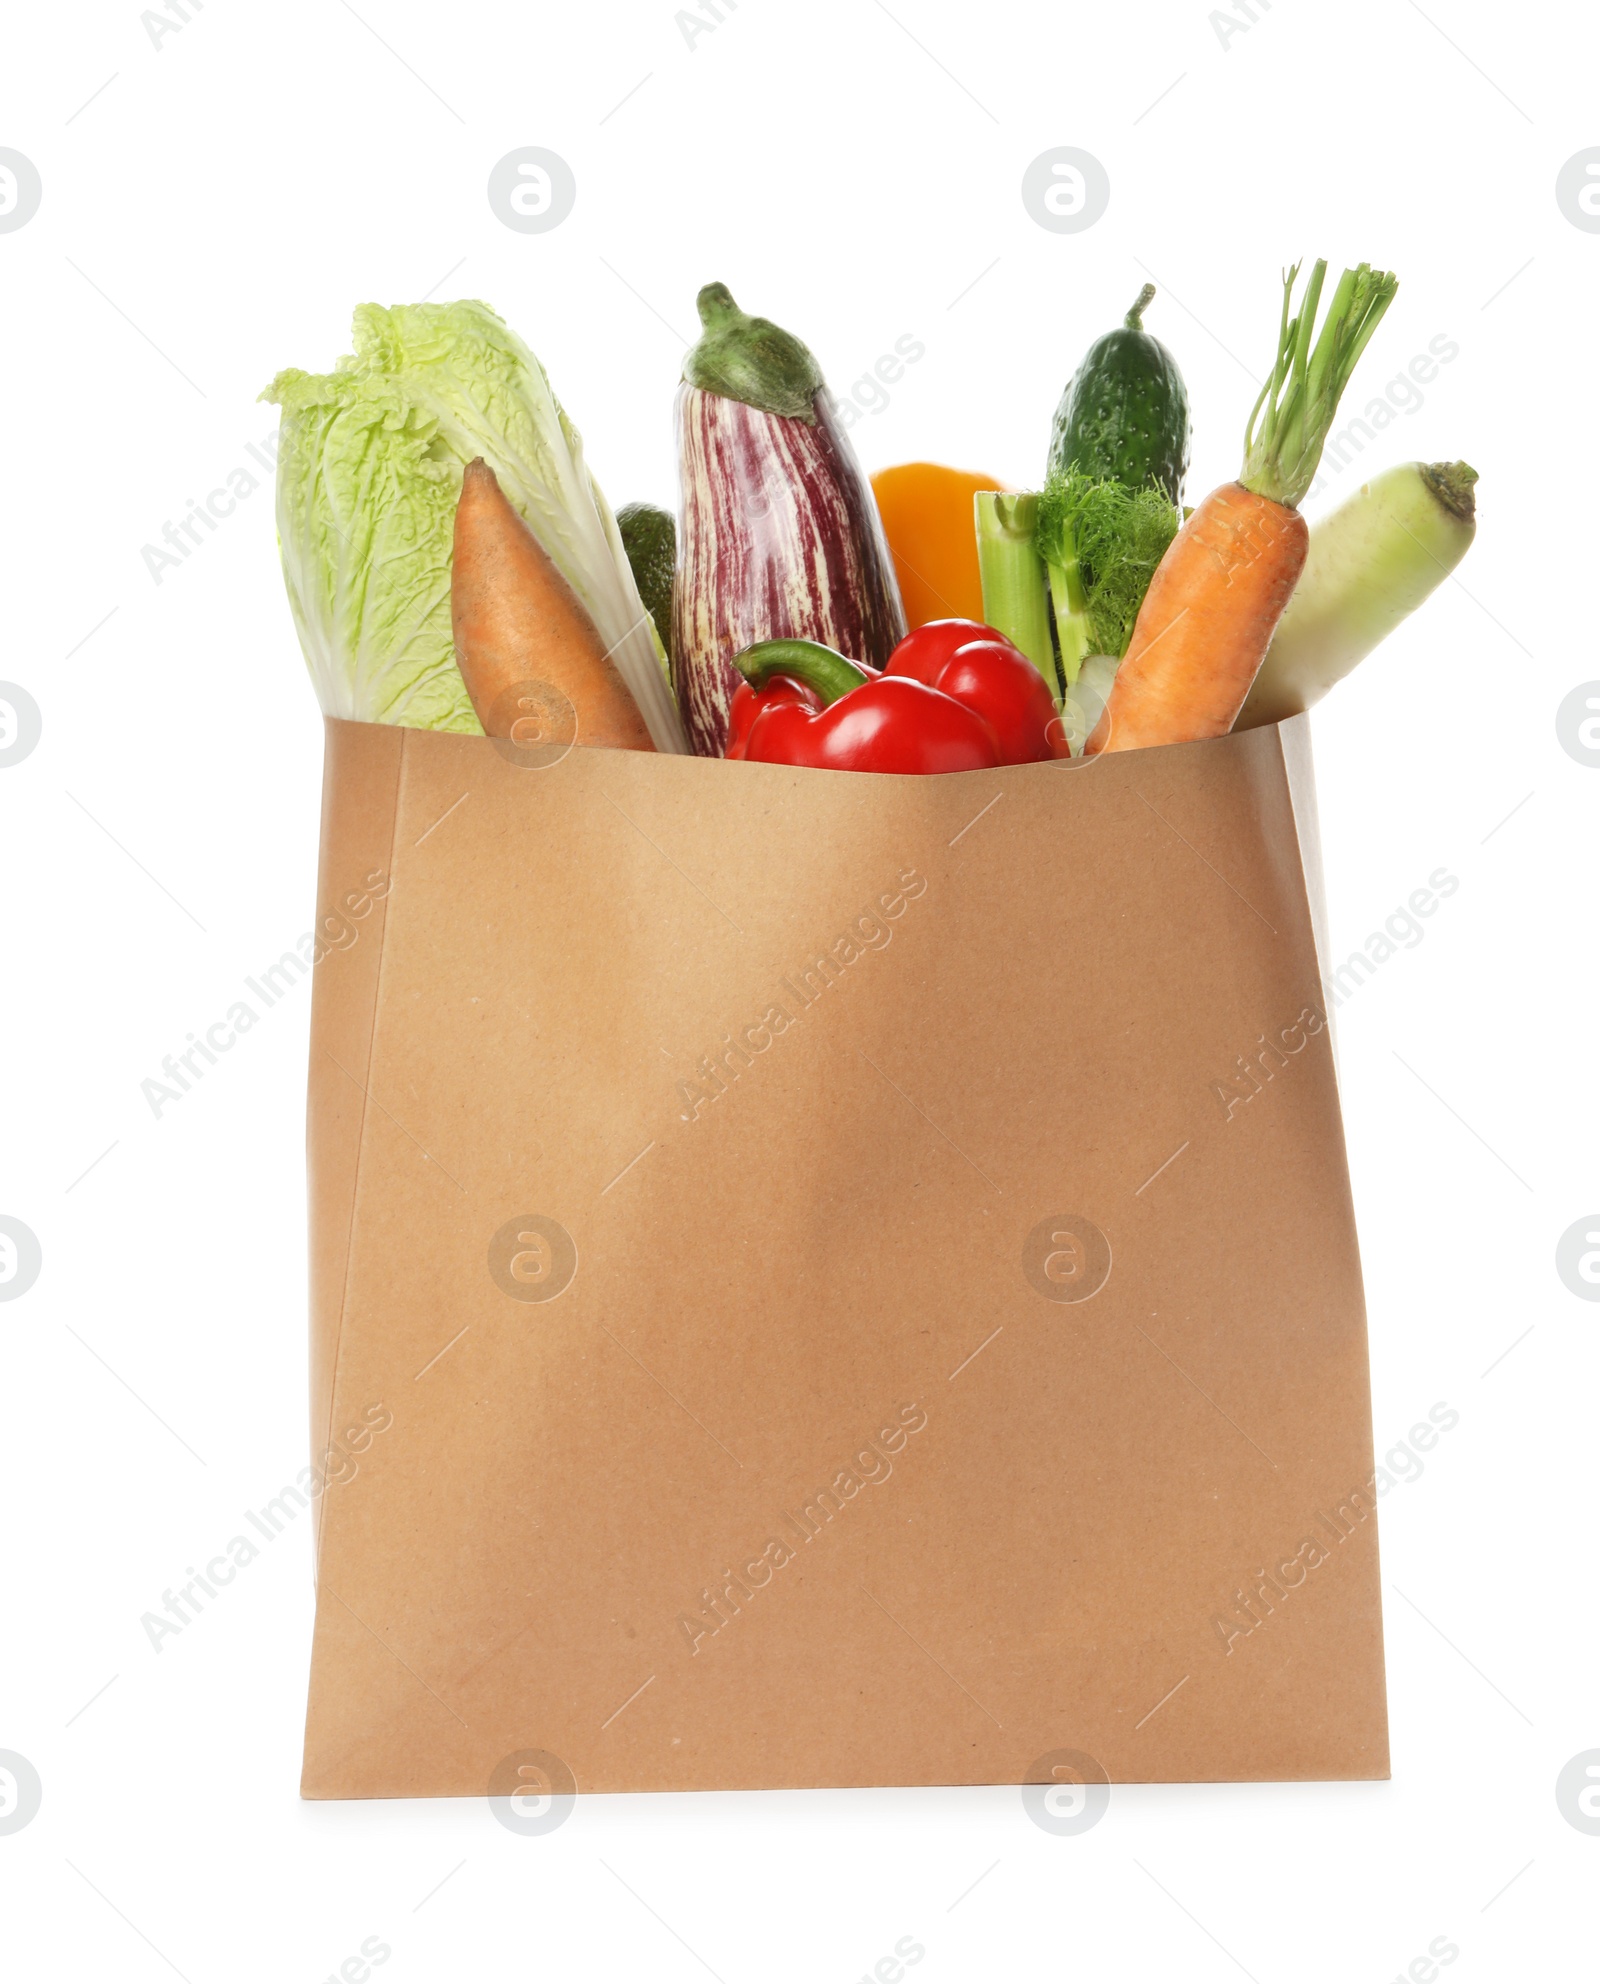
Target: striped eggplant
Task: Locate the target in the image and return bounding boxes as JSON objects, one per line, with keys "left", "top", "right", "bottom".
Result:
{"left": 673, "top": 284, "right": 906, "bottom": 757}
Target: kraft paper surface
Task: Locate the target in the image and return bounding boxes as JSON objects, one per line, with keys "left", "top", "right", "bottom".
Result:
{"left": 300, "top": 713, "right": 1387, "bottom": 1797}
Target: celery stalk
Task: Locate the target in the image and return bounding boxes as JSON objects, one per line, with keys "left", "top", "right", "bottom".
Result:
{"left": 975, "top": 492, "right": 1059, "bottom": 698}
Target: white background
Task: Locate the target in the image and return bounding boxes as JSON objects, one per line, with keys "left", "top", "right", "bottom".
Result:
{"left": 3, "top": 0, "right": 1597, "bottom": 1976}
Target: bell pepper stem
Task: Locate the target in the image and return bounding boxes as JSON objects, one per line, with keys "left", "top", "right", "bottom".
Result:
{"left": 734, "top": 639, "right": 869, "bottom": 705}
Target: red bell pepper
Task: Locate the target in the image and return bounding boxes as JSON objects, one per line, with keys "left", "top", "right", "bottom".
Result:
{"left": 726, "top": 629, "right": 1066, "bottom": 774}
{"left": 725, "top": 666, "right": 821, "bottom": 760}
{"left": 882, "top": 616, "right": 1012, "bottom": 678}
{"left": 727, "top": 640, "right": 999, "bottom": 774}
{"left": 884, "top": 619, "right": 1065, "bottom": 765}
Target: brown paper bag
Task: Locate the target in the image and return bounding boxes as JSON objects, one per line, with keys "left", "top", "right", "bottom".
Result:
{"left": 300, "top": 713, "right": 1386, "bottom": 1798}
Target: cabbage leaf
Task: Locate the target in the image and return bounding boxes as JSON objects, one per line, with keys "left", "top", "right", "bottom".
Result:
{"left": 262, "top": 301, "right": 685, "bottom": 748}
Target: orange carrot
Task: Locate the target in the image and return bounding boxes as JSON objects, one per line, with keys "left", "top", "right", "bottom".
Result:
{"left": 870, "top": 462, "right": 1005, "bottom": 628}
{"left": 1089, "top": 260, "right": 1396, "bottom": 754}
{"left": 1089, "top": 484, "right": 1306, "bottom": 752}
{"left": 451, "top": 458, "right": 654, "bottom": 752}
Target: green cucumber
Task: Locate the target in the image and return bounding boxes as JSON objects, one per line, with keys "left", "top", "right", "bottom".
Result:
{"left": 1045, "top": 284, "right": 1191, "bottom": 504}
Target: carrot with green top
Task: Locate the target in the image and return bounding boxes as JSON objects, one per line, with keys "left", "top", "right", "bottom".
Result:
{"left": 1089, "top": 260, "right": 1397, "bottom": 754}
